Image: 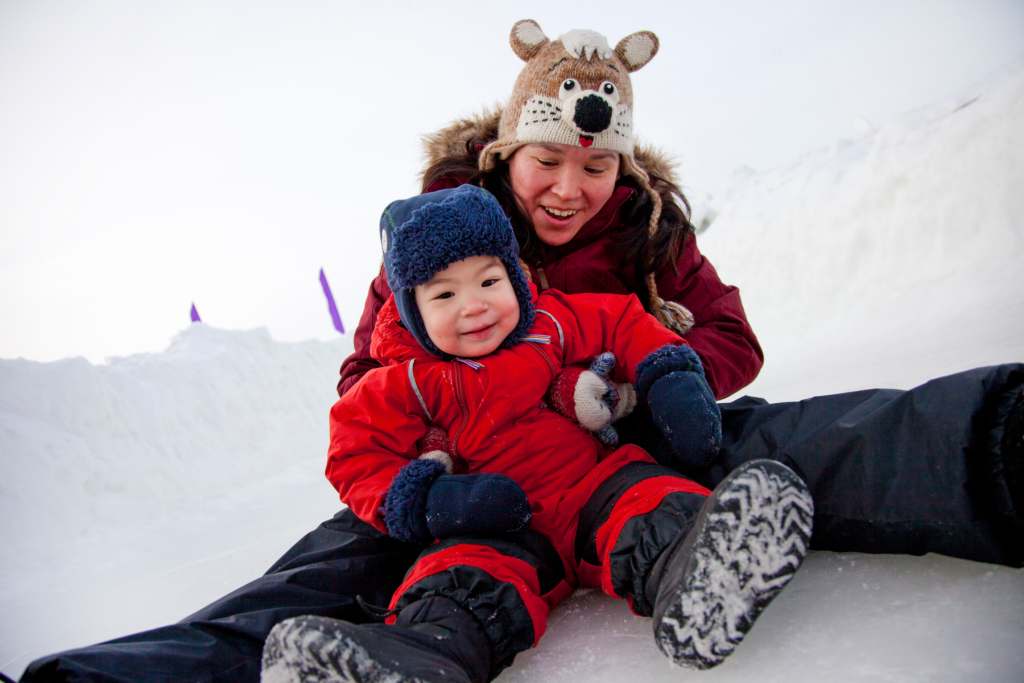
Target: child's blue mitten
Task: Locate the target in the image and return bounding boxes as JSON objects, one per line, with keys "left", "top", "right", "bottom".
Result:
{"left": 384, "top": 459, "right": 531, "bottom": 543}
{"left": 636, "top": 344, "right": 722, "bottom": 470}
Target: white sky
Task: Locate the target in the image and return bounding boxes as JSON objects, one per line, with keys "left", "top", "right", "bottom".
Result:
{"left": 2, "top": 0, "right": 1023, "bottom": 363}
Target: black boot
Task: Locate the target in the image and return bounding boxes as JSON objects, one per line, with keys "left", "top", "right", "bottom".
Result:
{"left": 646, "top": 459, "right": 814, "bottom": 670}
{"left": 261, "top": 595, "right": 494, "bottom": 683}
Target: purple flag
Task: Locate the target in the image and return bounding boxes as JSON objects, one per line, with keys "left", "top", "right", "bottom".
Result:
{"left": 190, "top": 302, "right": 202, "bottom": 323}
{"left": 319, "top": 268, "right": 345, "bottom": 334}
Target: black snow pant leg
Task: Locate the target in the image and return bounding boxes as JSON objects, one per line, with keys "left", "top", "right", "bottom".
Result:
{"left": 709, "top": 364, "right": 1024, "bottom": 567}
{"left": 575, "top": 462, "right": 708, "bottom": 616}
{"left": 19, "top": 508, "right": 421, "bottom": 683}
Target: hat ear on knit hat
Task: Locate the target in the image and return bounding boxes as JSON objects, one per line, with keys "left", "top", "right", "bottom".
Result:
{"left": 380, "top": 185, "right": 535, "bottom": 358}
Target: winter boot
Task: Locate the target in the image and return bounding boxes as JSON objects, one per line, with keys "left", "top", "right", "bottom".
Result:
{"left": 645, "top": 459, "right": 814, "bottom": 669}
{"left": 260, "top": 595, "right": 494, "bottom": 683}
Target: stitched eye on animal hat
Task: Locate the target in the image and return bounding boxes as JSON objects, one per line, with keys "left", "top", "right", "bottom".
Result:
{"left": 561, "top": 79, "right": 576, "bottom": 93}
{"left": 599, "top": 81, "right": 620, "bottom": 105}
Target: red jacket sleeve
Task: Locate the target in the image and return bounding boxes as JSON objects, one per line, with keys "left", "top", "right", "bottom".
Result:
{"left": 337, "top": 265, "right": 392, "bottom": 397}
{"left": 655, "top": 234, "right": 763, "bottom": 399}
{"left": 326, "top": 364, "right": 429, "bottom": 532}
{"left": 545, "top": 291, "right": 685, "bottom": 383}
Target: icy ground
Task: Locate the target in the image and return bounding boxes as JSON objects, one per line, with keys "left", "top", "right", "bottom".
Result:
{"left": 3, "top": 64, "right": 1023, "bottom": 681}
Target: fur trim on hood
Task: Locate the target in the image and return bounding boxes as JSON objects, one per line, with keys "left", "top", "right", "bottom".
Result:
{"left": 420, "top": 108, "right": 680, "bottom": 187}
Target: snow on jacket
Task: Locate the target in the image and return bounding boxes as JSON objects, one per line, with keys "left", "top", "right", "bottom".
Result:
{"left": 326, "top": 286, "right": 683, "bottom": 536}
{"left": 337, "top": 111, "right": 763, "bottom": 400}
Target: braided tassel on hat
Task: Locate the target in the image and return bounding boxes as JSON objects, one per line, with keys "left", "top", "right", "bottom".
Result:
{"left": 634, "top": 172, "right": 695, "bottom": 336}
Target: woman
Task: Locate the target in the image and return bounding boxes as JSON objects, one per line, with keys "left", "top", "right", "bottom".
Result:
{"left": 21, "top": 18, "right": 1022, "bottom": 683}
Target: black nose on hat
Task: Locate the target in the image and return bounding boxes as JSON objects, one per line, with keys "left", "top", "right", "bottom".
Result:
{"left": 573, "top": 94, "right": 613, "bottom": 134}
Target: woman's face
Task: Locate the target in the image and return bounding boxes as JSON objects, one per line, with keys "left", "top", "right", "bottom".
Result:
{"left": 508, "top": 143, "right": 619, "bottom": 247}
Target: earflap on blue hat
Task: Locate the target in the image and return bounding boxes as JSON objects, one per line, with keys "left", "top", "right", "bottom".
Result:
{"left": 379, "top": 185, "right": 534, "bottom": 358}
{"left": 380, "top": 197, "right": 445, "bottom": 357}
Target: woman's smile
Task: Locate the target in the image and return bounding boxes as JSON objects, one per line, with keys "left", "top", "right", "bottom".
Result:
{"left": 542, "top": 206, "right": 580, "bottom": 219}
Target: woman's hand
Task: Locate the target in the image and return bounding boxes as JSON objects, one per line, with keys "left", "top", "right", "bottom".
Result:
{"left": 548, "top": 352, "right": 637, "bottom": 446}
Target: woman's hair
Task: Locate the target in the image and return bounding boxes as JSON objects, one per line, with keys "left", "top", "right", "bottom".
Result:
{"left": 421, "top": 140, "right": 696, "bottom": 299}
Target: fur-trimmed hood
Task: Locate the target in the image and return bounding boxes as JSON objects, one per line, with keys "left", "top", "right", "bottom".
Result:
{"left": 420, "top": 108, "right": 680, "bottom": 188}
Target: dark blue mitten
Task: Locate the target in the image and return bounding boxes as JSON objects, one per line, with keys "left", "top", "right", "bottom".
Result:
{"left": 425, "top": 473, "right": 531, "bottom": 539}
{"left": 636, "top": 344, "right": 722, "bottom": 471}
{"left": 384, "top": 459, "right": 531, "bottom": 543}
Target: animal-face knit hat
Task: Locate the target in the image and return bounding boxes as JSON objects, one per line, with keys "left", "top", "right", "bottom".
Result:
{"left": 379, "top": 184, "right": 535, "bottom": 358}
{"left": 479, "top": 19, "right": 693, "bottom": 336}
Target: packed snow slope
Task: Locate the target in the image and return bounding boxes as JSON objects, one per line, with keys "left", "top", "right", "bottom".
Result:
{"left": 697, "top": 61, "right": 1024, "bottom": 403}
{"left": 3, "top": 65, "right": 1023, "bottom": 681}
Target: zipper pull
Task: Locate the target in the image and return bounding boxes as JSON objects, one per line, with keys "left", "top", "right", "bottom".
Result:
{"left": 535, "top": 265, "right": 550, "bottom": 290}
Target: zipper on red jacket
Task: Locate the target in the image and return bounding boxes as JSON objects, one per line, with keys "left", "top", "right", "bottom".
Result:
{"left": 450, "top": 361, "right": 469, "bottom": 459}
{"left": 525, "top": 335, "right": 557, "bottom": 377}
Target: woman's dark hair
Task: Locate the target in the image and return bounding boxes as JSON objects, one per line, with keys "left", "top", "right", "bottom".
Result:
{"left": 421, "top": 138, "right": 695, "bottom": 299}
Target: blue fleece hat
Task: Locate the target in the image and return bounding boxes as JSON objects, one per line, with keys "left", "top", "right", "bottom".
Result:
{"left": 380, "top": 184, "right": 535, "bottom": 358}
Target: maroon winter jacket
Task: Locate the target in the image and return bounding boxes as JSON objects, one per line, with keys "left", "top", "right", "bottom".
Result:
{"left": 326, "top": 287, "right": 683, "bottom": 538}
{"left": 338, "top": 184, "right": 762, "bottom": 400}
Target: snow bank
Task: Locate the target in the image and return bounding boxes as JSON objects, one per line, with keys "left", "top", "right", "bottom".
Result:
{"left": 700, "top": 62, "right": 1024, "bottom": 401}
{"left": 0, "top": 327, "right": 347, "bottom": 675}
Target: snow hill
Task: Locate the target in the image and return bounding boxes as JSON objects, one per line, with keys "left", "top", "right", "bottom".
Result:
{"left": 2, "top": 64, "right": 1023, "bottom": 681}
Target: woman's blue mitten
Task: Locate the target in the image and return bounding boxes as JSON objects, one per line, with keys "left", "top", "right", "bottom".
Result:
{"left": 384, "top": 459, "right": 531, "bottom": 542}
{"left": 636, "top": 344, "right": 722, "bottom": 470}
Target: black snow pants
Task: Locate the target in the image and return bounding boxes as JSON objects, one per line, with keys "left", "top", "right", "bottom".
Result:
{"left": 18, "top": 363, "right": 1023, "bottom": 682}
{"left": 707, "top": 363, "right": 1023, "bottom": 567}
{"left": 18, "top": 512, "right": 421, "bottom": 683}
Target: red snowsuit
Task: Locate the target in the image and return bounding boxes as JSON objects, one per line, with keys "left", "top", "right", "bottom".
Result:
{"left": 326, "top": 286, "right": 710, "bottom": 647}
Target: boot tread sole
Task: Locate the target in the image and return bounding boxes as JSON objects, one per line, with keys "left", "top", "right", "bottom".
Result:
{"left": 262, "top": 615, "right": 438, "bottom": 683}
{"left": 653, "top": 460, "right": 814, "bottom": 670}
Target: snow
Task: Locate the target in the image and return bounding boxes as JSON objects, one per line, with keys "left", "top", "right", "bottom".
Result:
{"left": 698, "top": 59, "right": 1024, "bottom": 403}
{"left": 3, "top": 60, "right": 1024, "bottom": 683}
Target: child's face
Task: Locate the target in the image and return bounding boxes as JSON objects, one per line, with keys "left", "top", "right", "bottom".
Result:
{"left": 414, "top": 255, "right": 521, "bottom": 358}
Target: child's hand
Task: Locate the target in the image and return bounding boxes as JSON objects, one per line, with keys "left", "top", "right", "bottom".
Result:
{"left": 636, "top": 344, "right": 722, "bottom": 470}
{"left": 547, "top": 352, "right": 637, "bottom": 447}
{"left": 384, "top": 459, "right": 531, "bottom": 543}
